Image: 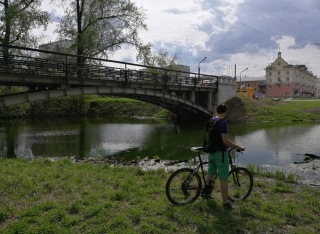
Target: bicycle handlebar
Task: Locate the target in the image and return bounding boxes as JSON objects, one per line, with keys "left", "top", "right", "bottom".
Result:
{"left": 228, "top": 148, "right": 244, "bottom": 153}
{"left": 191, "top": 147, "right": 244, "bottom": 154}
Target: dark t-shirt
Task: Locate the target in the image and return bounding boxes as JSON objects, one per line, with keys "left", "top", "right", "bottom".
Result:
{"left": 212, "top": 117, "right": 228, "bottom": 151}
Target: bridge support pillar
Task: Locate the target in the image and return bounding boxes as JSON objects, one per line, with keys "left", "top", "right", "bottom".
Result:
{"left": 190, "top": 91, "right": 195, "bottom": 102}
{"left": 207, "top": 91, "right": 213, "bottom": 111}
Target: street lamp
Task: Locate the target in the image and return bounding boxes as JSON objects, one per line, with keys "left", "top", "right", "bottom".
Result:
{"left": 198, "top": 57, "right": 207, "bottom": 78}
{"left": 240, "top": 67, "right": 248, "bottom": 89}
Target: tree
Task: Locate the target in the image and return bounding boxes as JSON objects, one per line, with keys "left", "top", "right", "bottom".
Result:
{"left": 0, "top": 0, "right": 49, "bottom": 53}
{"left": 0, "top": 0, "right": 49, "bottom": 94}
{"left": 137, "top": 47, "right": 181, "bottom": 76}
{"left": 137, "top": 47, "right": 183, "bottom": 90}
{"left": 54, "top": 0, "right": 151, "bottom": 64}
{"left": 138, "top": 48, "right": 179, "bottom": 69}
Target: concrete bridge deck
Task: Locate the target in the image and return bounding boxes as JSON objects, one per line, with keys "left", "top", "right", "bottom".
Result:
{"left": 0, "top": 44, "right": 236, "bottom": 119}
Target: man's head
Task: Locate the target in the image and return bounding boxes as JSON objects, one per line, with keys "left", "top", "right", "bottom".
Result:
{"left": 216, "top": 103, "right": 227, "bottom": 114}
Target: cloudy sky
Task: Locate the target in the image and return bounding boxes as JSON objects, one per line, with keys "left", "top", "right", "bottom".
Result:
{"left": 42, "top": 0, "right": 320, "bottom": 78}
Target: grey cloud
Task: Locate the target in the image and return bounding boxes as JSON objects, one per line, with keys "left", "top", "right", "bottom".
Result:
{"left": 50, "top": 9, "right": 60, "bottom": 23}
{"left": 163, "top": 8, "right": 195, "bottom": 14}
{"left": 238, "top": 0, "right": 320, "bottom": 47}
{"left": 197, "top": 0, "right": 320, "bottom": 61}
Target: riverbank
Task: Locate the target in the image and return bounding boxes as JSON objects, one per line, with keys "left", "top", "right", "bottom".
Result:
{"left": 1, "top": 95, "right": 320, "bottom": 122}
{"left": 74, "top": 154, "right": 320, "bottom": 186}
{"left": 226, "top": 97, "right": 320, "bottom": 123}
{"left": 0, "top": 158, "right": 319, "bottom": 233}
{"left": 0, "top": 96, "right": 172, "bottom": 119}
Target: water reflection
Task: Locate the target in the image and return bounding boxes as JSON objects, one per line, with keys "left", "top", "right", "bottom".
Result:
{"left": 0, "top": 117, "right": 319, "bottom": 166}
{"left": 233, "top": 123, "right": 320, "bottom": 165}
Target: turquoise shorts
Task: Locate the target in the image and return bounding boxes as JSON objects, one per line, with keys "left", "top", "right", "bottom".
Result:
{"left": 208, "top": 151, "right": 229, "bottom": 181}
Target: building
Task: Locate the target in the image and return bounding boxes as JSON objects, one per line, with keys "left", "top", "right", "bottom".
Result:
{"left": 265, "top": 52, "right": 319, "bottom": 98}
{"left": 39, "top": 40, "right": 73, "bottom": 60}
{"left": 236, "top": 76, "right": 266, "bottom": 97}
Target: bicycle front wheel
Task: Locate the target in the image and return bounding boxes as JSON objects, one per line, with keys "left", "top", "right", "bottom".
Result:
{"left": 228, "top": 167, "right": 253, "bottom": 201}
{"left": 165, "top": 168, "right": 202, "bottom": 206}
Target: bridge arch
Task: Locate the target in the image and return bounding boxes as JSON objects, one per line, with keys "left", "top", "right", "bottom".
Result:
{"left": 0, "top": 87, "right": 213, "bottom": 119}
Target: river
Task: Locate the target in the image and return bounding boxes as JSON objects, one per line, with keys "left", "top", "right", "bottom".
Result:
{"left": 0, "top": 117, "right": 319, "bottom": 167}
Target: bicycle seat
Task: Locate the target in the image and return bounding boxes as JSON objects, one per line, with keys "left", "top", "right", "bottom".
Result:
{"left": 191, "top": 147, "right": 205, "bottom": 153}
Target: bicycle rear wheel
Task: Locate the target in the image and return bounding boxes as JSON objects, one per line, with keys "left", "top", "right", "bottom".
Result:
{"left": 228, "top": 167, "right": 253, "bottom": 201}
{"left": 165, "top": 168, "right": 202, "bottom": 206}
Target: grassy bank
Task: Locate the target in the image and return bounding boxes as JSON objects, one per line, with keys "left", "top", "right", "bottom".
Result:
{"left": 0, "top": 95, "right": 171, "bottom": 119}
{"left": 0, "top": 158, "right": 319, "bottom": 233}
{"left": 226, "top": 97, "right": 320, "bottom": 123}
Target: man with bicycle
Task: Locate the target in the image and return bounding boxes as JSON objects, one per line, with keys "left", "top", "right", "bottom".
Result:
{"left": 203, "top": 103, "right": 245, "bottom": 210}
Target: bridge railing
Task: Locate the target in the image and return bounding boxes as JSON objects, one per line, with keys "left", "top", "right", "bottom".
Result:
{"left": 0, "top": 44, "right": 228, "bottom": 89}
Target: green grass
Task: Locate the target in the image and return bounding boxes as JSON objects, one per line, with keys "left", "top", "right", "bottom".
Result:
{"left": 0, "top": 158, "right": 319, "bottom": 233}
{"left": 237, "top": 97, "right": 320, "bottom": 122}
{"left": 86, "top": 95, "right": 172, "bottom": 118}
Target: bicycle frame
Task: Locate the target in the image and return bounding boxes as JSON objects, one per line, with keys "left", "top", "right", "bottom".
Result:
{"left": 192, "top": 151, "right": 209, "bottom": 187}
{"left": 192, "top": 149, "right": 236, "bottom": 183}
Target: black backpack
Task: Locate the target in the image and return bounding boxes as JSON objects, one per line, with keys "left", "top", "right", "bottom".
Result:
{"left": 203, "top": 118, "right": 224, "bottom": 153}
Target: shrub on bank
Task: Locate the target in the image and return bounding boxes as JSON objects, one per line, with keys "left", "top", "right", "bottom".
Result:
{"left": 0, "top": 95, "right": 171, "bottom": 119}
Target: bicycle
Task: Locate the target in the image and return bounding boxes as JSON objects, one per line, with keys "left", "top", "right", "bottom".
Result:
{"left": 165, "top": 147, "right": 253, "bottom": 206}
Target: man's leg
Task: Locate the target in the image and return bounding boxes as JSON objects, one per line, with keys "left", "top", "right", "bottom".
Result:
{"left": 220, "top": 180, "right": 228, "bottom": 203}
{"left": 220, "top": 179, "right": 234, "bottom": 210}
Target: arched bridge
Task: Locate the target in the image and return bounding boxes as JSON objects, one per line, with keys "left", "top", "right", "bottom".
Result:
{"left": 0, "top": 44, "right": 236, "bottom": 119}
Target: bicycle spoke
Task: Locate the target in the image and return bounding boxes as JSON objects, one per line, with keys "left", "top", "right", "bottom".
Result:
{"left": 165, "top": 168, "right": 202, "bottom": 205}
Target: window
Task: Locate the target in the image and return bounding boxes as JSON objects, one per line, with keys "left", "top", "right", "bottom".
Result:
{"left": 278, "top": 62, "right": 281, "bottom": 65}
{"left": 269, "top": 78, "right": 272, "bottom": 82}
{"left": 278, "top": 71, "right": 280, "bottom": 75}
{"left": 286, "top": 71, "right": 289, "bottom": 74}
{"left": 286, "top": 84, "right": 289, "bottom": 88}
{"left": 286, "top": 77, "right": 289, "bottom": 81}
{"left": 269, "top": 72, "right": 272, "bottom": 76}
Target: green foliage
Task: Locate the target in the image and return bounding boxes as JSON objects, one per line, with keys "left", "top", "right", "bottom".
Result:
{"left": 0, "top": 0, "right": 49, "bottom": 47}
{"left": 54, "top": 0, "right": 150, "bottom": 60}
{"left": 0, "top": 95, "right": 171, "bottom": 119}
{"left": 87, "top": 96, "right": 170, "bottom": 118}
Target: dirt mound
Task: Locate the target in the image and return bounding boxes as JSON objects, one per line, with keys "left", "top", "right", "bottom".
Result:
{"left": 225, "top": 97, "right": 247, "bottom": 122}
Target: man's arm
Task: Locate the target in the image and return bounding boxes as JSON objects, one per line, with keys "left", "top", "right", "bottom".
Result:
{"left": 221, "top": 133, "right": 245, "bottom": 151}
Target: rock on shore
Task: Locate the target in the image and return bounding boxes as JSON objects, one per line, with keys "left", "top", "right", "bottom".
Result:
{"left": 260, "top": 160, "right": 320, "bottom": 186}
